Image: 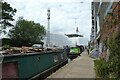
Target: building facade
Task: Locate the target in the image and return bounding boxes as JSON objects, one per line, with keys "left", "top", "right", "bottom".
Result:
{"left": 90, "top": 0, "right": 120, "bottom": 59}
{"left": 90, "top": 1, "right": 100, "bottom": 49}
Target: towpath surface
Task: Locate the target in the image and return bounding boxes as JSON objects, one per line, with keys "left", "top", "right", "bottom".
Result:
{"left": 48, "top": 51, "right": 95, "bottom": 78}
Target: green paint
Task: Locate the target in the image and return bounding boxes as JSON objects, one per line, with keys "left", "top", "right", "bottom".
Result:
{"left": 70, "top": 47, "right": 79, "bottom": 54}
{"left": 3, "top": 51, "right": 68, "bottom": 78}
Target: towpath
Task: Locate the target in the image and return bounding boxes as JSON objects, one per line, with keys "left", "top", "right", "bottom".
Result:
{"left": 47, "top": 51, "right": 95, "bottom": 78}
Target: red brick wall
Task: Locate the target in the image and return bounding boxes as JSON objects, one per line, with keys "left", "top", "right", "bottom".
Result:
{"left": 100, "top": 2, "right": 120, "bottom": 42}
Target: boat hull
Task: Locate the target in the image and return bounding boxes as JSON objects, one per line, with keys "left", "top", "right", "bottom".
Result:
{"left": 2, "top": 50, "right": 68, "bottom": 79}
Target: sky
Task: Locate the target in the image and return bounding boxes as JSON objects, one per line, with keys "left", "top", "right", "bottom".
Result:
{"left": 4, "top": 0, "right": 92, "bottom": 46}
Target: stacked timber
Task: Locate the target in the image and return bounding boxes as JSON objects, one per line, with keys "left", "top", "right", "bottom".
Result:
{"left": 3, "top": 47, "right": 43, "bottom": 54}
{"left": 2, "top": 46, "right": 62, "bottom": 54}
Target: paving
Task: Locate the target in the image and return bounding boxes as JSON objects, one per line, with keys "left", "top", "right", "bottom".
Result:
{"left": 48, "top": 51, "right": 95, "bottom": 78}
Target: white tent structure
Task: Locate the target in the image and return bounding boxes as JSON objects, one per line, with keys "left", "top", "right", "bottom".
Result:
{"left": 42, "top": 33, "right": 70, "bottom": 48}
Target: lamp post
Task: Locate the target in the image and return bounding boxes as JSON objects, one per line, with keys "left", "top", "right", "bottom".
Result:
{"left": 47, "top": 8, "right": 50, "bottom": 47}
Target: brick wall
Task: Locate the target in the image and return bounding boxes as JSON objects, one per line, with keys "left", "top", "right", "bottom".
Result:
{"left": 100, "top": 2, "right": 120, "bottom": 43}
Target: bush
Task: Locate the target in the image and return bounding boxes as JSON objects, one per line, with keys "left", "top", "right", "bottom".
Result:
{"left": 108, "top": 28, "right": 120, "bottom": 78}
{"left": 2, "top": 38, "right": 11, "bottom": 46}
{"left": 94, "top": 28, "right": 120, "bottom": 79}
{"left": 94, "top": 59, "right": 109, "bottom": 78}
{"left": 2, "top": 45, "right": 10, "bottom": 50}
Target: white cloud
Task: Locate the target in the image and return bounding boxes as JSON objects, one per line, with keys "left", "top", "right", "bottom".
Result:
{"left": 4, "top": 0, "right": 92, "bottom": 46}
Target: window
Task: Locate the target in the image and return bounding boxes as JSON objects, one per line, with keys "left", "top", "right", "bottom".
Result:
{"left": 53, "top": 55, "right": 58, "bottom": 62}
{"left": 60, "top": 54, "right": 64, "bottom": 59}
{"left": 92, "top": 20, "right": 94, "bottom": 25}
{"left": 92, "top": 16, "right": 94, "bottom": 19}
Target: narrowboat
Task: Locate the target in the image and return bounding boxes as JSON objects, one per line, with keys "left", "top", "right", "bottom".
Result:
{"left": 65, "top": 33, "right": 84, "bottom": 59}
{"left": 67, "top": 45, "right": 84, "bottom": 59}
{"left": 2, "top": 50, "right": 68, "bottom": 79}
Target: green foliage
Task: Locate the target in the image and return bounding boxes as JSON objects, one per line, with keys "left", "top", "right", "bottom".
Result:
{"left": 94, "top": 59, "right": 109, "bottom": 78}
{"left": 8, "top": 17, "right": 46, "bottom": 47}
{"left": 2, "top": 44, "right": 10, "bottom": 50}
{"left": 0, "top": 0, "right": 17, "bottom": 34}
{"left": 94, "top": 28, "right": 120, "bottom": 79}
{"left": 1, "top": 38, "right": 11, "bottom": 46}
{"left": 108, "top": 28, "right": 120, "bottom": 78}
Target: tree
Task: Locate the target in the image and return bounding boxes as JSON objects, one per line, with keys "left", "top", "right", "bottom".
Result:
{"left": 9, "top": 17, "right": 46, "bottom": 47}
{"left": 0, "top": 0, "right": 17, "bottom": 34}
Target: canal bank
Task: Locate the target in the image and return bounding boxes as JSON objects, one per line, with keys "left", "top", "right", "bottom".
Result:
{"left": 47, "top": 51, "right": 95, "bottom": 78}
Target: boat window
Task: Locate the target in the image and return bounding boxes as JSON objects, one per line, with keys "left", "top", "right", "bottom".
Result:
{"left": 53, "top": 55, "right": 58, "bottom": 62}
{"left": 61, "top": 54, "right": 63, "bottom": 59}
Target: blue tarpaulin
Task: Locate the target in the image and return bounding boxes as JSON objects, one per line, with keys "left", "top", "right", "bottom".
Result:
{"left": 90, "top": 48, "right": 99, "bottom": 58}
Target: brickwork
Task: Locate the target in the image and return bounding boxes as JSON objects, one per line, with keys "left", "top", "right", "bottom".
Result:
{"left": 100, "top": 2, "right": 120, "bottom": 42}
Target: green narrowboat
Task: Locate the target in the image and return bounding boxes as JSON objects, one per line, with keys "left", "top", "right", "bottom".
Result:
{"left": 2, "top": 50, "right": 68, "bottom": 79}
{"left": 67, "top": 45, "right": 84, "bottom": 59}
{"left": 67, "top": 47, "right": 80, "bottom": 59}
